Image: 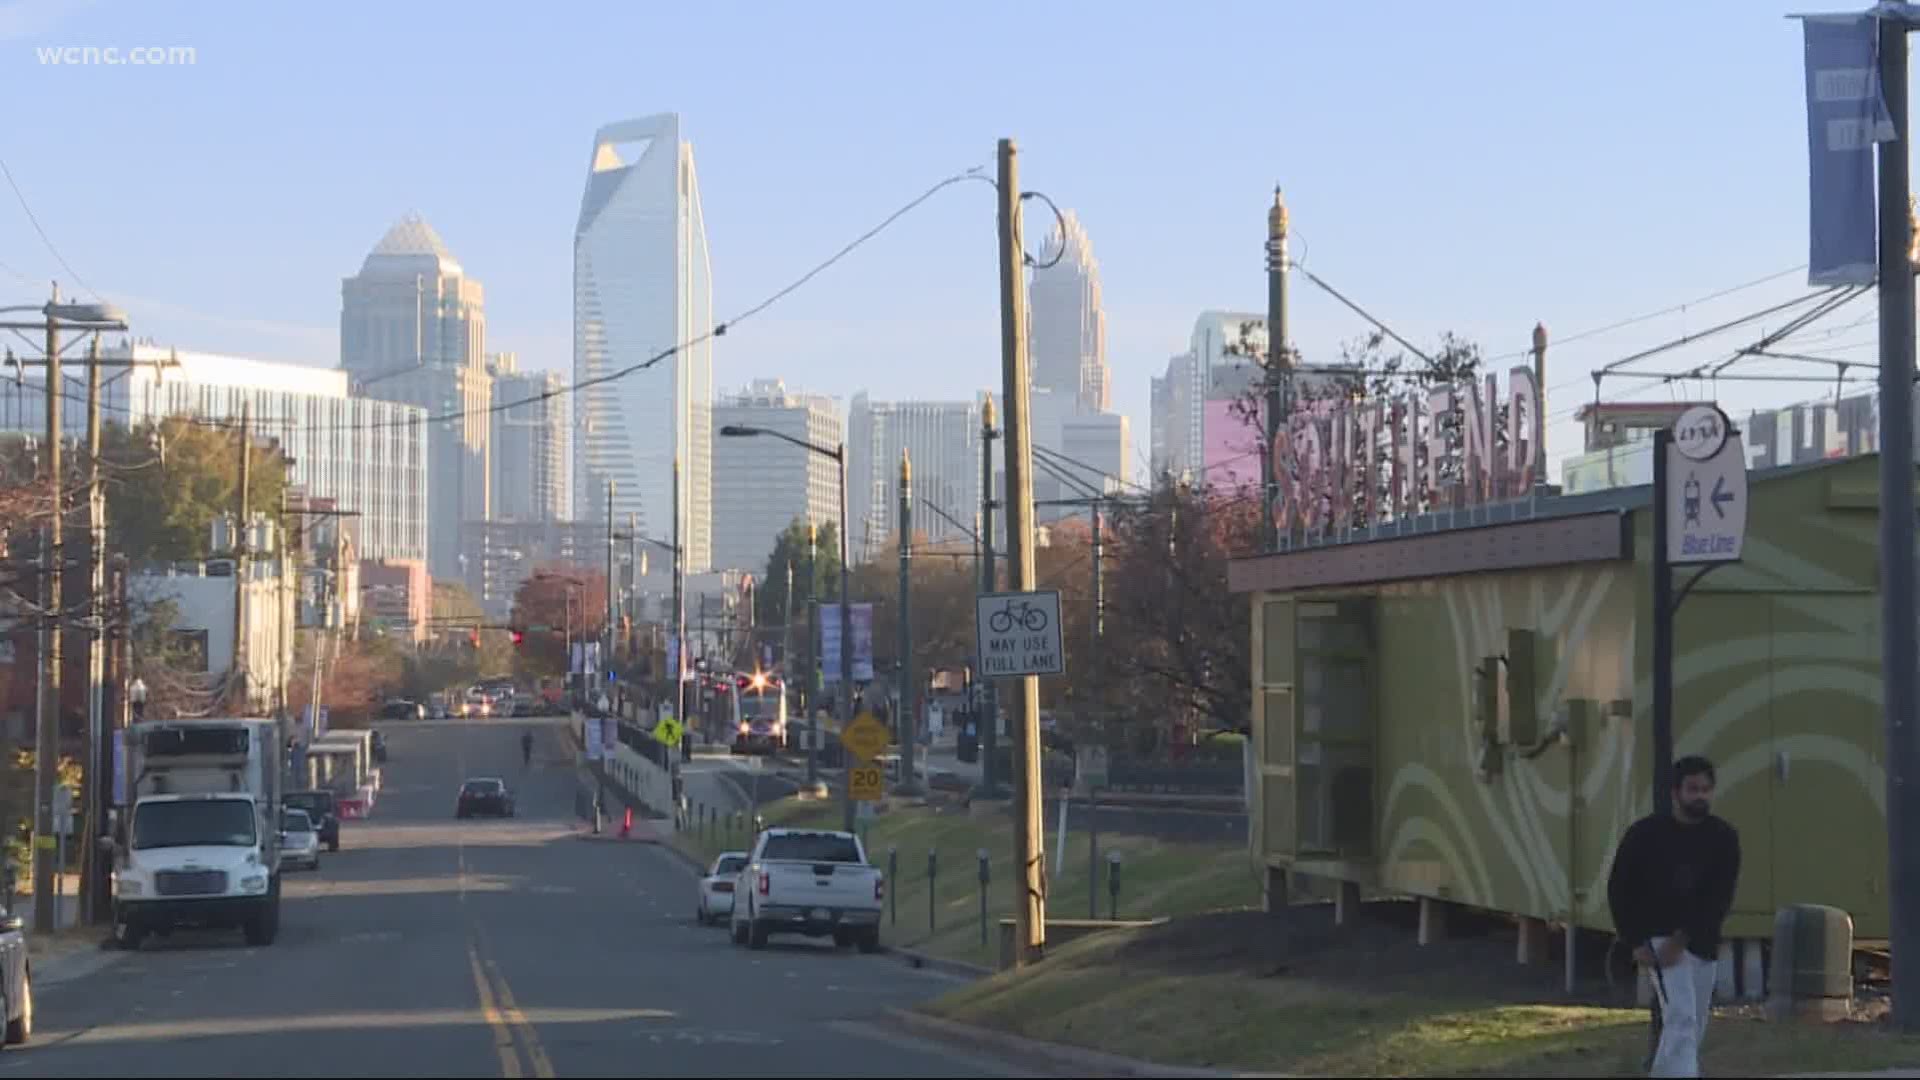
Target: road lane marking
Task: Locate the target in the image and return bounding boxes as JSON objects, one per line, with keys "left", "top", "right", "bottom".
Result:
{"left": 467, "top": 943, "right": 523, "bottom": 1079}
{"left": 474, "top": 927, "right": 557, "bottom": 1079}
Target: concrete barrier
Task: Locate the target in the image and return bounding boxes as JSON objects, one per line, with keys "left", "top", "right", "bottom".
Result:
{"left": 997, "top": 917, "right": 1167, "bottom": 971}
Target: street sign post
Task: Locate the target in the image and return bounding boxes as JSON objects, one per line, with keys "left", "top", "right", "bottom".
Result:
{"left": 654, "top": 715, "right": 684, "bottom": 749}
{"left": 1652, "top": 404, "right": 1748, "bottom": 813}
{"left": 849, "top": 764, "right": 884, "bottom": 802}
{"left": 840, "top": 711, "right": 890, "bottom": 763}
{"left": 974, "top": 590, "right": 1065, "bottom": 678}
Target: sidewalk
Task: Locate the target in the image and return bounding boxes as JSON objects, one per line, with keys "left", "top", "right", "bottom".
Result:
{"left": 10, "top": 881, "right": 121, "bottom": 986}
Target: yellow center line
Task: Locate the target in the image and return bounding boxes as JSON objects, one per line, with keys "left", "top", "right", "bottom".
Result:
{"left": 467, "top": 942, "right": 523, "bottom": 1079}
{"left": 476, "top": 928, "right": 557, "bottom": 1080}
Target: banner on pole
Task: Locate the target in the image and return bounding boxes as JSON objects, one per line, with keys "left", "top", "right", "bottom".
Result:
{"left": 820, "top": 603, "right": 876, "bottom": 683}
{"left": 1800, "top": 12, "right": 1895, "bottom": 285}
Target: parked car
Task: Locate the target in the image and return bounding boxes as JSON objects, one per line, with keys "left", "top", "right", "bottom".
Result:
{"left": 279, "top": 809, "right": 322, "bottom": 871}
{"left": 0, "top": 911, "right": 30, "bottom": 1048}
{"left": 380, "top": 700, "right": 424, "bottom": 722}
{"left": 730, "top": 828, "right": 883, "bottom": 952}
{"left": 456, "top": 778, "right": 515, "bottom": 819}
{"left": 696, "top": 851, "right": 750, "bottom": 925}
{"left": 283, "top": 790, "right": 341, "bottom": 852}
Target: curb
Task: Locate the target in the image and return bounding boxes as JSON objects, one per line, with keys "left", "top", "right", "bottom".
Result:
{"left": 881, "top": 1008, "right": 1258, "bottom": 1078}
{"left": 35, "top": 941, "right": 127, "bottom": 988}
{"left": 887, "top": 945, "right": 993, "bottom": 980}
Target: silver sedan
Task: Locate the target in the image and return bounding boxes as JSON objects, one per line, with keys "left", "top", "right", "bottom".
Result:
{"left": 280, "top": 809, "right": 322, "bottom": 871}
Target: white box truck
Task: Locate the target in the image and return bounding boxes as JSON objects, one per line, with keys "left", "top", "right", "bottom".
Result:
{"left": 111, "top": 717, "right": 286, "bottom": 948}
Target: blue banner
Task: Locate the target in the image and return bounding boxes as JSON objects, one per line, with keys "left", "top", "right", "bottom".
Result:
{"left": 1802, "top": 13, "right": 1894, "bottom": 286}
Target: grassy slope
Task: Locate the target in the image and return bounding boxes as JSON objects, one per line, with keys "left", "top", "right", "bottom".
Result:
{"left": 673, "top": 795, "right": 1257, "bottom": 969}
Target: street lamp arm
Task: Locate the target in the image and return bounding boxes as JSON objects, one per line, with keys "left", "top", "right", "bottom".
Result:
{"left": 719, "top": 424, "right": 841, "bottom": 461}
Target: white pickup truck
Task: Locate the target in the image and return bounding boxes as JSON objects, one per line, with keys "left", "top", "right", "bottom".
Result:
{"left": 729, "top": 828, "right": 883, "bottom": 952}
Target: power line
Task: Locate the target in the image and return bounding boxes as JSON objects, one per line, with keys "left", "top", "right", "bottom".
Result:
{"left": 1291, "top": 265, "right": 1437, "bottom": 366}
{"left": 0, "top": 155, "right": 101, "bottom": 301}
{"left": 1494, "top": 264, "right": 1811, "bottom": 363}
{"left": 180, "top": 164, "right": 995, "bottom": 438}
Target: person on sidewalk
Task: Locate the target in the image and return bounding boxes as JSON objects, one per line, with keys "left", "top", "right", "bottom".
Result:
{"left": 1606, "top": 754, "right": 1742, "bottom": 1079}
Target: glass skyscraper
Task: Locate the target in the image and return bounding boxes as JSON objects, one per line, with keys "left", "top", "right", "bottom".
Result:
{"left": 574, "top": 113, "right": 713, "bottom": 572}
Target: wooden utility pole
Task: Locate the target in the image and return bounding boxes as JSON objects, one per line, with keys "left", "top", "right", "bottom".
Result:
{"left": 232, "top": 400, "right": 251, "bottom": 709}
{"left": 995, "top": 137, "right": 1047, "bottom": 966}
{"left": 896, "top": 450, "right": 917, "bottom": 792}
{"left": 33, "top": 285, "right": 62, "bottom": 933}
{"left": 80, "top": 333, "right": 105, "bottom": 925}
{"left": 978, "top": 395, "right": 999, "bottom": 797}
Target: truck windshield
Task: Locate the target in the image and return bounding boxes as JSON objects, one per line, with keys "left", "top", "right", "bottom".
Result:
{"left": 741, "top": 694, "right": 783, "bottom": 721}
{"left": 762, "top": 833, "right": 861, "bottom": 863}
{"left": 133, "top": 800, "right": 258, "bottom": 850}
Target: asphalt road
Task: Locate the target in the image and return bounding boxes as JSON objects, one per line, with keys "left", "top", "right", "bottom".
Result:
{"left": 4, "top": 720, "right": 1037, "bottom": 1078}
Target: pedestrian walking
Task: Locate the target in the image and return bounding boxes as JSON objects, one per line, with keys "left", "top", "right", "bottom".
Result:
{"left": 1606, "top": 755, "right": 1742, "bottom": 1078}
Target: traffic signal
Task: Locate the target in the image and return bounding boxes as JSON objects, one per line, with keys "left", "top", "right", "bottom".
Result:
{"left": 468, "top": 628, "right": 480, "bottom": 648}
{"left": 510, "top": 629, "right": 525, "bottom": 646}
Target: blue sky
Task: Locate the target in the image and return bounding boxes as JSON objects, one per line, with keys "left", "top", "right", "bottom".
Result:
{"left": 0, "top": 0, "right": 1886, "bottom": 475}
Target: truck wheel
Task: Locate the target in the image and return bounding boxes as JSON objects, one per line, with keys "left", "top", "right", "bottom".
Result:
{"left": 113, "top": 918, "right": 145, "bottom": 951}
{"left": 832, "top": 930, "right": 851, "bottom": 949}
{"left": 748, "top": 920, "right": 768, "bottom": 950}
{"left": 244, "top": 915, "right": 276, "bottom": 946}
{"left": 5, "top": 968, "right": 30, "bottom": 1045}
{"left": 857, "top": 928, "right": 881, "bottom": 955}
{"left": 327, "top": 837, "right": 339, "bottom": 853}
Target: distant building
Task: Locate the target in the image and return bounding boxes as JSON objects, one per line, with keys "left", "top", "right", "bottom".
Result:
{"left": 711, "top": 380, "right": 843, "bottom": 576}
{"left": 1150, "top": 311, "right": 1264, "bottom": 485}
{"left": 130, "top": 555, "right": 299, "bottom": 716}
{"left": 488, "top": 352, "right": 571, "bottom": 524}
{"left": 1029, "top": 209, "right": 1110, "bottom": 414}
{"left": 358, "top": 559, "right": 431, "bottom": 643}
{"left": 458, "top": 520, "right": 603, "bottom": 620}
{"left": 1149, "top": 374, "right": 1171, "bottom": 478}
{"left": 574, "top": 113, "right": 714, "bottom": 572}
{"left": 1061, "top": 412, "right": 1131, "bottom": 493}
{"left": 0, "top": 341, "right": 430, "bottom": 564}
{"left": 847, "top": 394, "right": 982, "bottom": 562}
{"left": 340, "top": 214, "right": 492, "bottom": 579}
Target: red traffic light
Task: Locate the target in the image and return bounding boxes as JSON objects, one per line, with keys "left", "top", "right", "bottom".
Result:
{"left": 468, "top": 629, "right": 480, "bottom": 647}
{"left": 510, "top": 629, "right": 525, "bottom": 646}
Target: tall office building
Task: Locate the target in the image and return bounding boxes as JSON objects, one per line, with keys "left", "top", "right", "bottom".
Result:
{"left": 711, "top": 380, "right": 843, "bottom": 576}
{"left": 1061, "top": 412, "right": 1131, "bottom": 493}
{"left": 1150, "top": 311, "right": 1265, "bottom": 484}
{"left": 340, "top": 214, "right": 492, "bottom": 579}
{"left": 846, "top": 394, "right": 981, "bottom": 562}
{"left": 1149, "top": 374, "right": 1171, "bottom": 478}
{"left": 0, "top": 341, "right": 430, "bottom": 564}
{"left": 574, "top": 113, "right": 714, "bottom": 574}
{"left": 488, "top": 352, "right": 571, "bottom": 524}
{"left": 1029, "top": 210, "right": 1110, "bottom": 414}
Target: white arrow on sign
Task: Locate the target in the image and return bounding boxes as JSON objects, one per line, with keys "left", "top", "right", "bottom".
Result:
{"left": 1667, "top": 432, "right": 1749, "bottom": 565}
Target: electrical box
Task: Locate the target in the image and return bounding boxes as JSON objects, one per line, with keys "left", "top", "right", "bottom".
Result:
{"left": 1504, "top": 629, "right": 1539, "bottom": 746}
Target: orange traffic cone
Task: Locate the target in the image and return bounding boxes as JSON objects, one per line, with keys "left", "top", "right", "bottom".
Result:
{"left": 619, "top": 806, "right": 633, "bottom": 839}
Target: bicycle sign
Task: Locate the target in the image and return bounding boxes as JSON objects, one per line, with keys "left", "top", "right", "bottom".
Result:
{"left": 975, "top": 590, "right": 1065, "bottom": 678}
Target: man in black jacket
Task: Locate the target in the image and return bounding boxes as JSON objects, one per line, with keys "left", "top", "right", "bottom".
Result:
{"left": 1606, "top": 755, "right": 1741, "bottom": 1078}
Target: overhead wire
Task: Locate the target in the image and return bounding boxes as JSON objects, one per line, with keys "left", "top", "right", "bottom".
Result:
{"left": 0, "top": 155, "right": 103, "bottom": 302}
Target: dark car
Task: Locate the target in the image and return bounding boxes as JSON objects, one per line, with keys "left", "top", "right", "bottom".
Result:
{"left": 283, "top": 790, "right": 341, "bottom": 852}
{"left": 381, "top": 700, "right": 424, "bottom": 722}
{"left": 456, "top": 778, "right": 515, "bottom": 819}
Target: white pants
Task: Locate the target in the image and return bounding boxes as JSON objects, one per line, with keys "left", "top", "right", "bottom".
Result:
{"left": 1648, "top": 935, "right": 1717, "bottom": 1078}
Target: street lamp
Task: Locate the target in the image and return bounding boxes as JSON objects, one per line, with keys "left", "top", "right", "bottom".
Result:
{"left": 720, "top": 424, "right": 855, "bottom": 830}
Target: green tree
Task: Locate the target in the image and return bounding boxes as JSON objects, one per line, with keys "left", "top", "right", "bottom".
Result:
{"left": 101, "top": 417, "right": 288, "bottom": 564}
{"left": 755, "top": 518, "right": 842, "bottom": 629}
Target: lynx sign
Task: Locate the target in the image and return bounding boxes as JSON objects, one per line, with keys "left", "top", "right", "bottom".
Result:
{"left": 1273, "top": 365, "right": 1543, "bottom": 531}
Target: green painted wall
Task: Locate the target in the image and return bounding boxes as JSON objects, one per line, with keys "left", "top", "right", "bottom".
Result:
{"left": 1251, "top": 455, "right": 1892, "bottom": 940}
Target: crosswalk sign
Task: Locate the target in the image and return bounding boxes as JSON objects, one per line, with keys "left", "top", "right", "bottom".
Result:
{"left": 654, "top": 715, "right": 684, "bottom": 748}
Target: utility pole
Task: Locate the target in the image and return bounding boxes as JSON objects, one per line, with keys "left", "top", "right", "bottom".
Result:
{"left": 978, "top": 395, "right": 1000, "bottom": 797}
{"left": 627, "top": 512, "right": 637, "bottom": 662}
{"left": 672, "top": 455, "right": 686, "bottom": 732}
{"left": 1876, "top": 13, "right": 1920, "bottom": 1032}
{"left": 996, "top": 137, "right": 1047, "bottom": 966}
{"left": 605, "top": 479, "right": 615, "bottom": 679}
{"left": 896, "top": 449, "right": 917, "bottom": 794}
{"left": 1532, "top": 323, "right": 1549, "bottom": 497}
{"left": 1263, "top": 187, "right": 1290, "bottom": 551}
{"left": 1091, "top": 498, "right": 1103, "bottom": 651}
{"left": 835, "top": 441, "right": 854, "bottom": 832}
{"left": 33, "top": 285, "right": 62, "bottom": 934}
{"left": 232, "top": 400, "right": 251, "bottom": 710}
{"left": 805, "top": 522, "right": 819, "bottom": 787}
{"left": 80, "top": 333, "right": 104, "bottom": 925}
{"left": 781, "top": 557, "right": 794, "bottom": 681}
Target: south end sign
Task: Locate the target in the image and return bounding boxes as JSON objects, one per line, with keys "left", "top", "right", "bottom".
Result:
{"left": 1274, "top": 365, "right": 1543, "bottom": 531}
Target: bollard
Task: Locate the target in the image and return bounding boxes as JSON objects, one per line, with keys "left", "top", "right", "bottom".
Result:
{"left": 928, "top": 848, "right": 938, "bottom": 933}
{"left": 977, "top": 848, "right": 991, "bottom": 947}
{"left": 1107, "top": 850, "right": 1122, "bottom": 920}
{"left": 888, "top": 846, "right": 899, "bottom": 926}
